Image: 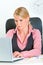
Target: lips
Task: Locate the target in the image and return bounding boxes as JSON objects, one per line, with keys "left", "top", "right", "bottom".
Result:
{"left": 17, "top": 26, "right": 21, "bottom": 28}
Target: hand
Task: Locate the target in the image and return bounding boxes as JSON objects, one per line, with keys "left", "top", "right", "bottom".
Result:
{"left": 13, "top": 51, "right": 23, "bottom": 58}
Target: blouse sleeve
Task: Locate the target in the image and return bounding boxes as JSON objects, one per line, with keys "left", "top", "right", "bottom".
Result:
{"left": 21, "top": 29, "right": 42, "bottom": 58}
{"left": 5, "top": 29, "right": 15, "bottom": 38}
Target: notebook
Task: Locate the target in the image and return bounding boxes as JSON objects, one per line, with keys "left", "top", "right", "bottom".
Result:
{"left": 0, "top": 37, "right": 23, "bottom": 62}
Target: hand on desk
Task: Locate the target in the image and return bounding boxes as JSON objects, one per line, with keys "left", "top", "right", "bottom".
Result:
{"left": 13, "top": 51, "right": 33, "bottom": 58}
{"left": 13, "top": 51, "right": 23, "bottom": 58}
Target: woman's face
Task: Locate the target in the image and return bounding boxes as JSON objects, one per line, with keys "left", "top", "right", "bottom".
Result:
{"left": 14, "top": 15, "right": 29, "bottom": 31}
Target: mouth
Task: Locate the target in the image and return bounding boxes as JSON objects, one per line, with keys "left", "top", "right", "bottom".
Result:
{"left": 17, "top": 26, "right": 21, "bottom": 28}
{"left": 17, "top": 26, "right": 22, "bottom": 29}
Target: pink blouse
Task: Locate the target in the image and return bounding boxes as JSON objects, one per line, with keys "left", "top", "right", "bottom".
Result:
{"left": 6, "top": 26, "right": 41, "bottom": 58}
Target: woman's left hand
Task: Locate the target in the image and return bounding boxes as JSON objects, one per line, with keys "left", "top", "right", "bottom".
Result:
{"left": 13, "top": 51, "right": 23, "bottom": 58}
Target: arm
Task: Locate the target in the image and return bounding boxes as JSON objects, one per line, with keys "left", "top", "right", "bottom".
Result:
{"left": 20, "top": 29, "right": 42, "bottom": 58}
{"left": 5, "top": 29, "right": 15, "bottom": 38}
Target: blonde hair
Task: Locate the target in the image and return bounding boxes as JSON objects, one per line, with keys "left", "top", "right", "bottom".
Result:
{"left": 13, "top": 7, "right": 30, "bottom": 18}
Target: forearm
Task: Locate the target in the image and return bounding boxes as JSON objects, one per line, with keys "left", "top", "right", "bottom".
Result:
{"left": 21, "top": 49, "right": 41, "bottom": 58}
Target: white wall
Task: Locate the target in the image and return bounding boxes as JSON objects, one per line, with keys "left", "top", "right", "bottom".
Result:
{"left": 0, "top": 0, "right": 43, "bottom": 37}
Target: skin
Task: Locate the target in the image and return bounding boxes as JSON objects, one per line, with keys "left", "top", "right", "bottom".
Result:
{"left": 13, "top": 15, "right": 30, "bottom": 58}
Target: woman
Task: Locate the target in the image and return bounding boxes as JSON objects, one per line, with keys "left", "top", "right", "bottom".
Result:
{"left": 6, "top": 7, "right": 41, "bottom": 58}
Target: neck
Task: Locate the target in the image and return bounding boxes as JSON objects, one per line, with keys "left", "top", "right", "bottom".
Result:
{"left": 23, "top": 25, "right": 29, "bottom": 35}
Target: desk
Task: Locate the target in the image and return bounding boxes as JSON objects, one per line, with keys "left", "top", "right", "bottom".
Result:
{"left": 14, "top": 55, "right": 43, "bottom": 64}
{"left": 0, "top": 55, "right": 43, "bottom": 65}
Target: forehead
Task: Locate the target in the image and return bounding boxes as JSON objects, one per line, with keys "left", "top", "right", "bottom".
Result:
{"left": 14, "top": 15, "right": 24, "bottom": 20}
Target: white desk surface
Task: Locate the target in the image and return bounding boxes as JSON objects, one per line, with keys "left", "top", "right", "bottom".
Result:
{"left": 0, "top": 55, "right": 43, "bottom": 65}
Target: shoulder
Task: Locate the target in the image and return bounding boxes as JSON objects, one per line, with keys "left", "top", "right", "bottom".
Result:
{"left": 7, "top": 29, "right": 15, "bottom": 34}
{"left": 32, "top": 28, "right": 41, "bottom": 34}
{"left": 32, "top": 28, "right": 41, "bottom": 39}
{"left": 6, "top": 29, "right": 16, "bottom": 38}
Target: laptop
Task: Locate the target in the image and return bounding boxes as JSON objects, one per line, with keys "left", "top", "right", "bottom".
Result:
{"left": 0, "top": 37, "right": 23, "bottom": 62}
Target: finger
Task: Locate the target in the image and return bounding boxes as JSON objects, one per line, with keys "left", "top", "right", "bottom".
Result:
{"left": 16, "top": 53, "right": 22, "bottom": 58}
{"left": 13, "top": 52, "right": 20, "bottom": 57}
{"left": 16, "top": 55, "right": 21, "bottom": 58}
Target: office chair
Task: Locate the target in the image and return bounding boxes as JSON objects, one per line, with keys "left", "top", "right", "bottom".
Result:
{"left": 6, "top": 17, "right": 43, "bottom": 54}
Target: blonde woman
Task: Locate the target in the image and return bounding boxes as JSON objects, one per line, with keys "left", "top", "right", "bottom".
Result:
{"left": 6, "top": 7, "right": 41, "bottom": 58}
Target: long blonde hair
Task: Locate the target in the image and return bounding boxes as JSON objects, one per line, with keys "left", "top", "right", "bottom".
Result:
{"left": 13, "top": 7, "right": 30, "bottom": 19}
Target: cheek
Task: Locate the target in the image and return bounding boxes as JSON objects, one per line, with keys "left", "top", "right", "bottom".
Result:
{"left": 21, "top": 21, "right": 25, "bottom": 26}
{"left": 21, "top": 21, "right": 26, "bottom": 28}
{"left": 22, "top": 20, "right": 28, "bottom": 26}
{"left": 15, "top": 22, "right": 17, "bottom": 26}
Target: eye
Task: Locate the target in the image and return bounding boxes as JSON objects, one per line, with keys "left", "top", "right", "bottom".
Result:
{"left": 15, "top": 20, "right": 18, "bottom": 22}
{"left": 20, "top": 19, "right": 23, "bottom": 22}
